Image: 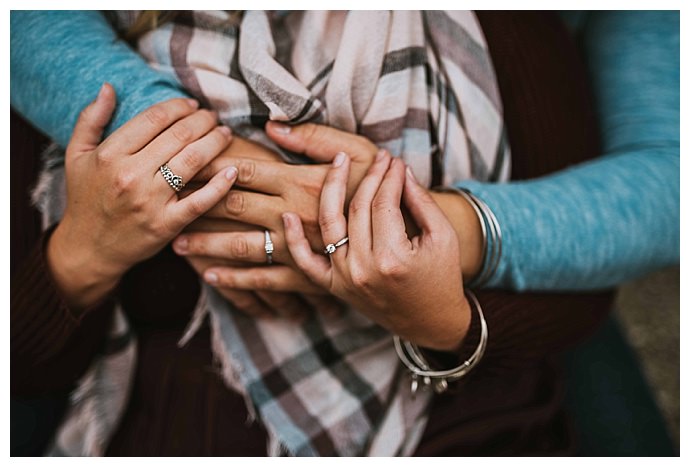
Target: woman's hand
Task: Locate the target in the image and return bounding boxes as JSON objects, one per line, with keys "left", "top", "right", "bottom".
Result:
{"left": 187, "top": 121, "right": 380, "bottom": 253}
{"left": 47, "top": 84, "right": 238, "bottom": 309}
{"left": 282, "top": 151, "right": 472, "bottom": 351}
{"left": 172, "top": 122, "right": 380, "bottom": 319}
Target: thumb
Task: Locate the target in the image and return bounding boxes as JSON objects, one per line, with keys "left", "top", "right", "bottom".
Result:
{"left": 265, "top": 121, "right": 377, "bottom": 163}
{"left": 402, "top": 165, "right": 449, "bottom": 235}
{"left": 67, "top": 83, "right": 117, "bottom": 154}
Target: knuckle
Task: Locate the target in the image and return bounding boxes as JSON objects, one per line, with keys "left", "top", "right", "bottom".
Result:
{"left": 237, "top": 159, "right": 256, "bottom": 184}
{"left": 225, "top": 192, "right": 245, "bottom": 215}
{"left": 148, "top": 219, "right": 169, "bottom": 238}
{"left": 349, "top": 265, "right": 371, "bottom": 289}
{"left": 172, "top": 124, "right": 193, "bottom": 144}
{"left": 113, "top": 170, "right": 136, "bottom": 193}
{"left": 228, "top": 236, "right": 249, "bottom": 259}
{"left": 348, "top": 199, "right": 369, "bottom": 217}
{"left": 144, "top": 106, "right": 168, "bottom": 127}
{"left": 180, "top": 148, "right": 202, "bottom": 171}
{"left": 186, "top": 197, "right": 206, "bottom": 217}
{"left": 318, "top": 211, "right": 340, "bottom": 230}
{"left": 301, "top": 123, "right": 319, "bottom": 142}
{"left": 254, "top": 273, "right": 273, "bottom": 290}
{"left": 375, "top": 255, "right": 406, "bottom": 278}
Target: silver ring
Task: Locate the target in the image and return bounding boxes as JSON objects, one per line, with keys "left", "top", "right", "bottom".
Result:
{"left": 324, "top": 236, "right": 349, "bottom": 255}
{"left": 160, "top": 164, "right": 185, "bottom": 192}
{"left": 264, "top": 230, "right": 274, "bottom": 264}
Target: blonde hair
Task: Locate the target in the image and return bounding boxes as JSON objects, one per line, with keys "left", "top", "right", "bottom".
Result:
{"left": 124, "top": 11, "right": 178, "bottom": 42}
{"left": 124, "top": 11, "right": 243, "bottom": 42}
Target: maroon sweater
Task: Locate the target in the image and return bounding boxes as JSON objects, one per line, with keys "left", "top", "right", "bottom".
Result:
{"left": 11, "top": 12, "right": 613, "bottom": 456}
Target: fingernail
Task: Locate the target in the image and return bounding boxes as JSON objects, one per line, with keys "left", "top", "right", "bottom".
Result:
{"left": 204, "top": 271, "right": 218, "bottom": 284}
{"left": 271, "top": 122, "right": 291, "bottom": 135}
{"left": 186, "top": 98, "right": 199, "bottom": 109}
{"left": 173, "top": 236, "right": 188, "bottom": 254}
{"left": 375, "top": 149, "right": 387, "bottom": 162}
{"left": 97, "top": 83, "right": 109, "bottom": 101}
{"left": 218, "top": 126, "right": 232, "bottom": 138}
{"left": 333, "top": 152, "right": 347, "bottom": 167}
{"left": 225, "top": 166, "right": 238, "bottom": 180}
{"left": 406, "top": 166, "right": 418, "bottom": 183}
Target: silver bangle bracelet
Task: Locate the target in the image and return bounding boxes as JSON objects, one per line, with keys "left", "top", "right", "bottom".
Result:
{"left": 394, "top": 290, "right": 488, "bottom": 396}
{"left": 431, "top": 186, "right": 502, "bottom": 288}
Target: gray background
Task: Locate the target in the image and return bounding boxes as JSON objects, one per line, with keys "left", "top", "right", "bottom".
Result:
{"left": 615, "top": 266, "right": 679, "bottom": 447}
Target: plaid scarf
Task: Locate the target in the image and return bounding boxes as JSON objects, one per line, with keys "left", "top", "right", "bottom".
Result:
{"left": 41, "top": 10, "right": 509, "bottom": 456}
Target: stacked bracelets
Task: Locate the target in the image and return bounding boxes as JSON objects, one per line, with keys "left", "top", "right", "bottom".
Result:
{"left": 432, "top": 186, "right": 502, "bottom": 288}
{"left": 394, "top": 290, "right": 487, "bottom": 397}
{"left": 394, "top": 188, "right": 500, "bottom": 396}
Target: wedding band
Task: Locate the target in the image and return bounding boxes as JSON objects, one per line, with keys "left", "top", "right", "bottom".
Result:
{"left": 264, "top": 230, "right": 274, "bottom": 264}
{"left": 159, "top": 164, "right": 185, "bottom": 192}
{"left": 324, "top": 236, "right": 349, "bottom": 255}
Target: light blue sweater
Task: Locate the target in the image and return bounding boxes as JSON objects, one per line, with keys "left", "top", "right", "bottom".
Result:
{"left": 10, "top": 11, "right": 679, "bottom": 292}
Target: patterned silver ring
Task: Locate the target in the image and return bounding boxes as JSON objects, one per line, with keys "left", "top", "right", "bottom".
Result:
{"left": 264, "top": 230, "right": 274, "bottom": 265}
{"left": 159, "top": 164, "right": 185, "bottom": 192}
{"left": 324, "top": 236, "right": 349, "bottom": 255}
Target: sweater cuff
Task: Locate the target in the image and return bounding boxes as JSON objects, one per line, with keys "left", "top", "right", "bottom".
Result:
{"left": 11, "top": 226, "right": 116, "bottom": 363}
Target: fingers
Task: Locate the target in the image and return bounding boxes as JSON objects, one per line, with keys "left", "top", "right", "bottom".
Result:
{"left": 347, "top": 149, "right": 392, "bottom": 255}
{"left": 195, "top": 158, "right": 292, "bottom": 195}
{"left": 164, "top": 125, "right": 232, "bottom": 183}
{"left": 193, "top": 136, "right": 284, "bottom": 182}
{"left": 255, "top": 291, "right": 308, "bottom": 321}
{"left": 205, "top": 189, "right": 283, "bottom": 227}
{"left": 402, "top": 166, "right": 450, "bottom": 237}
{"left": 282, "top": 212, "right": 331, "bottom": 289}
{"left": 173, "top": 230, "right": 288, "bottom": 265}
{"left": 371, "top": 158, "right": 410, "bottom": 252}
{"left": 266, "top": 121, "right": 377, "bottom": 163}
{"left": 67, "top": 83, "right": 117, "bottom": 154}
{"left": 318, "top": 152, "right": 350, "bottom": 258}
{"left": 302, "top": 294, "right": 343, "bottom": 319}
{"left": 215, "top": 288, "right": 274, "bottom": 319}
{"left": 102, "top": 97, "right": 200, "bottom": 154}
{"left": 203, "top": 265, "right": 324, "bottom": 294}
{"left": 137, "top": 108, "right": 219, "bottom": 170}
{"left": 167, "top": 166, "right": 238, "bottom": 230}
{"left": 183, "top": 217, "right": 257, "bottom": 234}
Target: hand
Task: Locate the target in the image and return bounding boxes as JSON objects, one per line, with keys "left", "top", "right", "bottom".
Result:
{"left": 171, "top": 122, "right": 380, "bottom": 319}
{"left": 281, "top": 150, "right": 472, "bottom": 351}
{"left": 180, "top": 134, "right": 345, "bottom": 320}
{"left": 47, "top": 84, "right": 238, "bottom": 309}
{"left": 187, "top": 121, "right": 380, "bottom": 254}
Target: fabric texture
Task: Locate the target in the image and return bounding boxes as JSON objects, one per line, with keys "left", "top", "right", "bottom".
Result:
{"left": 457, "top": 10, "right": 680, "bottom": 291}
{"left": 12, "top": 11, "right": 619, "bottom": 456}
{"left": 36, "top": 11, "right": 508, "bottom": 456}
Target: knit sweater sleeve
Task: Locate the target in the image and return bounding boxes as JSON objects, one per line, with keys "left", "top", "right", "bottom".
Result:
{"left": 10, "top": 10, "right": 188, "bottom": 148}
{"left": 457, "top": 11, "right": 679, "bottom": 291}
{"left": 11, "top": 228, "right": 115, "bottom": 396}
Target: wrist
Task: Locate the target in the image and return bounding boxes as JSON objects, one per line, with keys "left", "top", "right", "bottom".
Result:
{"left": 46, "top": 221, "right": 123, "bottom": 310}
{"left": 429, "top": 191, "right": 483, "bottom": 282}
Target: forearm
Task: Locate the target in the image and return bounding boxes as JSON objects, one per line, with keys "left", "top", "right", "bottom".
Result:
{"left": 10, "top": 10, "right": 187, "bottom": 146}
{"left": 458, "top": 151, "right": 679, "bottom": 291}
{"left": 454, "top": 11, "right": 679, "bottom": 291}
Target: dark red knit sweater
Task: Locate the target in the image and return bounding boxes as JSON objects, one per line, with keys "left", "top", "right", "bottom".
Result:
{"left": 11, "top": 11, "right": 613, "bottom": 456}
